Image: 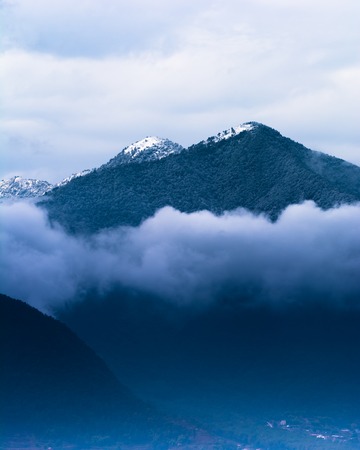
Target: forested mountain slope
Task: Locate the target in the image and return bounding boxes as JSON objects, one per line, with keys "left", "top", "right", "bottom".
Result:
{"left": 41, "top": 123, "right": 360, "bottom": 233}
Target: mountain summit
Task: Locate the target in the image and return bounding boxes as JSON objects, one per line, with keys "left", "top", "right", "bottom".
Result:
{"left": 40, "top": 122, "right": 360, "bottom": 233}
{"left": 101, "top": 136, "right": 184, "bottom": 168}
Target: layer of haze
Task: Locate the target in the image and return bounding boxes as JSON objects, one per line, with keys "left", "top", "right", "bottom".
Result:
{"left": 1, "top": 0, "right": 359, "bottom": 182}
{"left": 1, "top": 201, "right": 359, "bottom": 312}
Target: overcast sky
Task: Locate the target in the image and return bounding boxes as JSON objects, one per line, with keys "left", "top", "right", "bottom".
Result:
{"left": 1, "top": 0, "right": 359, "bottom": 183}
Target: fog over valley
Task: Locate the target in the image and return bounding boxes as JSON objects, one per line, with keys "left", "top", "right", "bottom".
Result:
{"left": 1, "top": 200, "right": 360, "bottom": 312}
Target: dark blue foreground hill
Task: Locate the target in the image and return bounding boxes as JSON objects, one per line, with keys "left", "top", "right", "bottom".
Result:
{"left": 0, "top": 294, "right": 188, "bottom": 448}
{"left": 40, "top": 123, "right": 360, "bottom": 233}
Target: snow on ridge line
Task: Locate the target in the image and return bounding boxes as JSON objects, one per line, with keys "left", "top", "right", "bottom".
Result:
{"left": 213, "top": 123, "right": 255, "bottom": 142}
{"left": 205, "top": 122, "right": 255, "bottom": 144}
{"left": 56, "top": 169, "right": 93, "bottom": 187}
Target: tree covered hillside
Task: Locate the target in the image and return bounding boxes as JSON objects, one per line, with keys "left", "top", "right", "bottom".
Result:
{"left": 40, "top": 124, "right": 360, "bottom": 233}
{"left": 0, "top": 293, "right": 184, "bottom": 447}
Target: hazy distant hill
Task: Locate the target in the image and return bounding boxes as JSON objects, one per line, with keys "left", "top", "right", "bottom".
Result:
{"left": 0, "top": 176, "right": 53, "bottom": 199}
{"left": 40, "top": 122, "right": 360, "bottom": 233}
{"left": 0, "top": 171, "right": 93, "bottom": 200}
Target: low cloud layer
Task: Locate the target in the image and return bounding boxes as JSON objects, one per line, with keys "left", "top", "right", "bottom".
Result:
{"left": 1, "top": 201, "right": 360, "bottom": 312}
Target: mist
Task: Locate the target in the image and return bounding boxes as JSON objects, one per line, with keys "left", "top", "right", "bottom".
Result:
{"left": 1, "top": 200, "right": 360, "bottom": 312}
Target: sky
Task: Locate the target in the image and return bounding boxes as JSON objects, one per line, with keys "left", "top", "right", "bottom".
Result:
{"left": 1, "top": 0, "right": 359, "bottom": 183}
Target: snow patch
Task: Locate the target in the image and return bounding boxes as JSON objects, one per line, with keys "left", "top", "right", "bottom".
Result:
{"left": 56, "top": 169, "right": 93, "bottom": 188}
{"left": 205, "top": 122, "right": 255, "bottom": 144}
{"left": 123, "top": 137, "right": 165, "bottom": 156}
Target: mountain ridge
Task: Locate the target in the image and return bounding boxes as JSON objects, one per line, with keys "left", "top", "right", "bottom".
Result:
{"left": 0, "top": 293, "right": 152, "bottom": 446}
{"left": 40, "top": 122, "right": 360, "bottom": 233}
{"left": 0, "top": 293, "right": 240, "bottom": 448}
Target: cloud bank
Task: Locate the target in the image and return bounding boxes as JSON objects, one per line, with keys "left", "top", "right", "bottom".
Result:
{"left": 1, "top": 201, "right": 360, "bottom": 312}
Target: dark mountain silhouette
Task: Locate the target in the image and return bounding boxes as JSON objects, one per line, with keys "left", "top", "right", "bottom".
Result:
{"left": 40, "top": 122, "right": 360, "bottom": 233}
{"left": 57, "top": 288, "right": 360, "bottom": 444}
{"left": 0, "top": 293, "right": 190, "bottom": 448}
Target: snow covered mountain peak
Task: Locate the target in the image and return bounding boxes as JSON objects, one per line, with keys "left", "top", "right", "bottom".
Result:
{"left": 102, "top": 136, "right": 184, "bottom": 169}
{"left": 0, "top": 176, "right": 53, "bottom": 199}
{"left": 123, "top": 137, "right": 168, "bottom": 156}
{"left": 204, "top": 122, "right": 257, "bottom": 144}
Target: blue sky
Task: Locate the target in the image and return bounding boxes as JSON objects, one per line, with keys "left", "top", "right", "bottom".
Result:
{"left": 1, "top": 0, "right": 359, "bottom": 182}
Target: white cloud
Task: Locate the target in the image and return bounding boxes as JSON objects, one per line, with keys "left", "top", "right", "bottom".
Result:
{"left": 1, "top": 0, "right": 212, "bottom": 56}
{"left": 1, "top": 201, "right": 360, "bottom": 312}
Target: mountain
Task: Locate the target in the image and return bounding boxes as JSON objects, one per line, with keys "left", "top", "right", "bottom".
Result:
{"left": 0, "top": 176, "right": 53, "bottom": 199}
{"left": 40, "top": 122, "right": 360, "bottom": 233}
{"left": 59, "top": 288, "right": 360, "bottom": 448}
{"left": 101, "top": 136, "right": 184, "bottom": 168}
{"left": 0, "top": 293, "right": 187, "bottom": 448}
